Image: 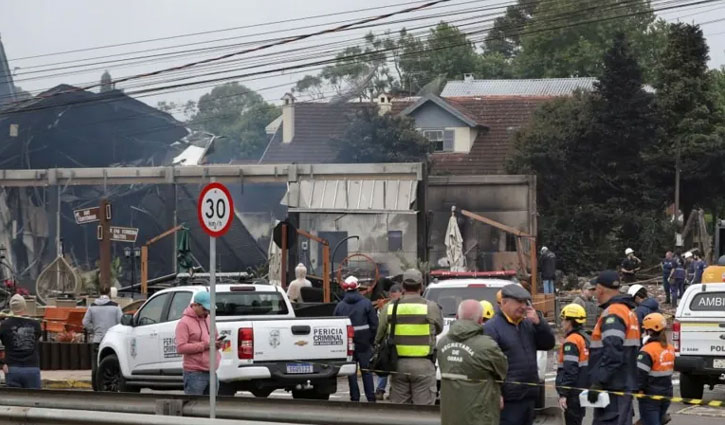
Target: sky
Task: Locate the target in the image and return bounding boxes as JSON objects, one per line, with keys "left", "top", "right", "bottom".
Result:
{"left": 1, "top": 0, "right": 724, "bottom": 116}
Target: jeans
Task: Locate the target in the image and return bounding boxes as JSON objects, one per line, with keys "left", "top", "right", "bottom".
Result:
{"left": 349, "top": 348, "right": 376, "bottom": 402}
{"left": 638, "top": 399, "right": 670, "bottom": 425}
{"left": 376, "top": 374, "right": 388, "bottom": 392}
{"left": 500, "top": 398, "right": 535, "bottom": 425}
{"left": 6, "top": 366, "right": 41, "bottom": 389}
{"left": 543, "top": 279, "right": 555, "bottom": 294}
{"left": 183, "top": 370, "right": 213, "bottom": 395}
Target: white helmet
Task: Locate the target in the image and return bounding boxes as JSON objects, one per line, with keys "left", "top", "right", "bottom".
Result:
{"left": 342, "top": 275, "right": 359, "bottom": 291}
{"left": 683, "top": 251, "right": 693, "bottom": 259}
{"left": 628, "top": 284, "right": 645, "bottom": 297}
{"left": 625, "top": 248, "right": 634, "bottom": 255}
{"left": 541, "top": 246, "right": 548, "bottom": 254}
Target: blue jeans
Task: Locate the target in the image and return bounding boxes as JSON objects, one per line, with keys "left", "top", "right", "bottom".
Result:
{"left": 671, "top": 279, "right": 684, "bottom": 306}
{"left": 638, "top": 399, "right": 670, "bottom": 425}
{"left": 543, "top": 279, "right": 555, "bottom": 294}
{"left": 183, "top": 370, "right": 213, "bottom": 395}
{"left": 348, "top": 348, "right": 375, "bottom": 402}
{"left": 376, "top": 374, "right": 388, "bottom": 392}
{"left": 6, "top": 366, "right": 41, "bottom": 389}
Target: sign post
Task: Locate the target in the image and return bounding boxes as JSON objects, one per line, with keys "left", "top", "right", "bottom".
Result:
{"left": 197, "top": 182, "right": 234, "bottom": 419}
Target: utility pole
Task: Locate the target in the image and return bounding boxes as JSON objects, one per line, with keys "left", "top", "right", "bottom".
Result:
{"left": 99, "top": 199, "right": 111, "bottom": 292}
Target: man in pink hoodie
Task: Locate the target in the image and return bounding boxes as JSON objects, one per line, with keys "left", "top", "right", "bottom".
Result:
{"left": 175, "top": 291, "right": 222, "bottom": 395}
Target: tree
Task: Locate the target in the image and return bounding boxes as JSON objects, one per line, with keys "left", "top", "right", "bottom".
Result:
{"left": 712, "top": 67, "right": 725, "bottom": 116}
{"left": 651, "top": 23, "right": 725, "bottom": 218}
{"left": 335, "top": 105, "right": 430, "bottom": 163}
{"left": 484, "top": 0, "right": 539, "bottom": 58}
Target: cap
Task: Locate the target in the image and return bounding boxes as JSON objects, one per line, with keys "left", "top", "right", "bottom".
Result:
{"left": 595, "top": 270, "right": 621, "bottom": 289}
{"left": 9, "top": 294, "right": 26, "bottom": 313}
{"left": 402, "top": 269, "right": 423, "bottom": 285}
{"left": 628, "top": 284, "right": 646, "bottom": 297}
{"left": 342, "top": 276, "right": 359, "bottom": 291}
{"left": 540, "top": 246, "right": 548, "bottom": 254}
{"left": 193, "top": 291, "right": 212, "bottom": 311}
{"left": 625, "top": 248, "right": 634, "bottom": 255}
{"left": 500, "top": 284, "right": 532, "bottom": 302}
{"left": 389, "top": 284, "right": 402, "bottom": 294}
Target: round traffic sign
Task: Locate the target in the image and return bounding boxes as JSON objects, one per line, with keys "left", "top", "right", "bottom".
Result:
{"left": 197, "top": 183, "right": 234, "bottom": 238}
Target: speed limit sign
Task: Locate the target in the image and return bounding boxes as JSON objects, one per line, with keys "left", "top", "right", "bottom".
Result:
{"left": 197, "top": 182, "right": 234, "bottom": 238}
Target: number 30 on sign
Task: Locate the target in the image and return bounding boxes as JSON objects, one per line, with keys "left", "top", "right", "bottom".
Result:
{"left": 197, "top": 183, "right": 234, "bottom": 238}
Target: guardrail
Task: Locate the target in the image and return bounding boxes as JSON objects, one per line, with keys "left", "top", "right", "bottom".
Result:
{"left": 0, "top": 388, "right": 440, "bottom": 425}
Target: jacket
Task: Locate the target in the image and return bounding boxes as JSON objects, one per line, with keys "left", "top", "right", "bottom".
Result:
{"left": 588, "top": 295, "right": 640, "bottom": 391}
{"left": 0, "top": 316, "right": 41, "bottom": 367}
{"left": 375, "top": 293, "right": 443, "bottom": 358}
{"left": 637, "top": 340, "right": 675, "bottom": 397}
{"left": 333, "top": 291, "right": 378, "bottom": 351}
{"left": 539, "top": 251, "right": 556, "bottom": 280}
{"left": 555, "top": 329, "right": 590, "bottom": 398}
{"left": 175, "top": 307, "right": 220, "bottom": 372}
{"left": 483, "top": 310, "right": 556, "bottom": 401}
{"left": 437, "top": 320, "right": 508, "bottom": 425}
{"left": 82, "top": 296, "right": 123, "bottom": 343}
{"left": 634, "top": 298, "right": 659, "bottom": 331}
{"left": 572, "top": 295, "right": 599, "bottom": 331}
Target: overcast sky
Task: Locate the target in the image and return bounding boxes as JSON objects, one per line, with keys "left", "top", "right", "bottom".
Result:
{"left": 2, "top": 0, "right": 724, "bottom": 114}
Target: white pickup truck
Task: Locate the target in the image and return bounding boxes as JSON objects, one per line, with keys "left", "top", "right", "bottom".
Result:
{"left": 423, "top": 277, "right": 549, "bottom": 407}
{"left": 96, "top": 283, "right": 356, "bottom": 399}
{"left": 673, "top": 283, "right": 725, "bottom": 399}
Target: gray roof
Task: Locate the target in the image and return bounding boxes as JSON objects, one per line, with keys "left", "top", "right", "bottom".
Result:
{"left": 0, "top": 37, "right": 16, "bottom": 108}
{"left": 441, "top": 78, "right": 599, "bottom": 97}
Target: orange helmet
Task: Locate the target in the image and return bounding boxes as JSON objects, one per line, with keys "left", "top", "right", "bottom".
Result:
{"left": 642, "top": 313, "right": 667, "bottom": 332}
{"left": 496, "top": 290, "right": 503, "bottom": 305}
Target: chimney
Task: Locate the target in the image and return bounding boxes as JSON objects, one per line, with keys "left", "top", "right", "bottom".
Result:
{"left": 463, "top": 73, "right": 474, "bottom": 82}
{"left": 281, "top": 93, "right": 295, "bottom": 144}
{"left": 376, "top": 94, "right": 392, "bottom": 115}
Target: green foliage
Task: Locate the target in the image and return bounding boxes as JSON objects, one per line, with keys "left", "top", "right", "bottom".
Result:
{"left": 484, "top": 0, "right": 539, "bottom": 58}
{"left": 713, "top": 67, "right": 725, "bottom": 112}
{"left": 335, "top": 105, "right": 430, "bottom": 163}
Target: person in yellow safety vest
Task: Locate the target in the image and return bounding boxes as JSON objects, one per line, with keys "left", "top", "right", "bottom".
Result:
{"left": 480, "top": 300, "right": 495, "bottom": 324}
{"left": 556, "top": 304, "right": 590, "bottom": 425}
{"left": 374, "top": 269, "right": 443, "bottom": 405}
{"left": 636, "top": 313, "right": 675, "bottom": 425}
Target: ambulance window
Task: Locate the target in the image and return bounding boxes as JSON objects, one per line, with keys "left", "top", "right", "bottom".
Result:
{"left": 689, "top": 292, "right": 725, "bottom": 311}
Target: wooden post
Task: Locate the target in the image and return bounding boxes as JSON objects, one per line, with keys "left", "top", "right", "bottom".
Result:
{"left": 280, "top": 224, "right": 287, "bottom": 289}
{"left": 99, "top": 199, "right": 111, "bottom": 293}
{"left": 529, "top": 236, "right": 538, "bottom": 298}
{"left": 140, "top": 245, "right": 148, "bottom": 295}
{"left": 322, "top": 244, "right": 331, "bottom": 303}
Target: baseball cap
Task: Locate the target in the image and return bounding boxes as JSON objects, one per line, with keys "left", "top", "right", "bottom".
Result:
{"left": 193, "top": 291, "right": 212, "bottom": 311}
{"left": 389, "top": 284, "right": 402, "bottom": 294}
{"left": 402, "top": 269, "right": 423, "bottom": 284}
{"left": 500, "top": 284, "right": 532, "bottom": 302}
{"left": 595, "top": 270, "right": 621, "bottom": 289}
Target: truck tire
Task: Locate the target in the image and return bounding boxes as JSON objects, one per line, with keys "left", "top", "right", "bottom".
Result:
{"left": 250, "top": 388, "right": 274, "bottom": 398}
{"left": 680, "top": 373, "right": 704, "bottom": 400}
{"left": 292, "top": 389, "right": 330, "bottom": 400}
{"left": 97, "top": 354, "right": 139, "bottom": 393}
{"left": 218, "top": 383, "right": 238, "bottom": 396}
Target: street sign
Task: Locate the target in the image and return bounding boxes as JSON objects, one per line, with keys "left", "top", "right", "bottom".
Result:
{"left": 273, "top": 219, "right": 297, "bottom": 248}
{"left": 74, "top": 207, "right": 100, "bottom": 224}
{"left": 197, "top": 182, "right": 234, "bottom": 238}
{"left": 109, "top": 226, "right": 139, "bottom": 243}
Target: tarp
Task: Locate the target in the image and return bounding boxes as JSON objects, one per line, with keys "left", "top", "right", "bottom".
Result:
{"left": 445, "top": 208, "right": 465, "bottom": 272}
{"left": 176, "top": 228, "right": 193, "bottom": 274}
{"left": 267, "top": 221, "right": 282, "bottom": 287}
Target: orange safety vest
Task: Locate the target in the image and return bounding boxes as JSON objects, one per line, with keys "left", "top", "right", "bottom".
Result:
{"left": 558, "top": 332, "right": 589, "bottom": 367}
{"left": 591, "top": 303, "right": 640, "bottom": 349}
{"left": 640, "top": 343, "right": 675, "bottom": 376}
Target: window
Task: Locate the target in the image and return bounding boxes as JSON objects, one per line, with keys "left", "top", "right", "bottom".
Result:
{"left": 136, "top": 293, "right": 169, "bottom": 326}
{"left": 388, "top": 230, "right": 403, "bottom": 252}
{"left": 167, "top": 292, "right": 193, "bottom": 322}
{"left": 215, "top": 292, "right": 289, "bottom": 316}
{"left": 424, "top": 287, "right": 501, "bottom": 317}
{"left": 423, "top": 129, "right": 455, "bottom": 152}
{"left": 689, "top": 292, "right": 725, "bottom": 311}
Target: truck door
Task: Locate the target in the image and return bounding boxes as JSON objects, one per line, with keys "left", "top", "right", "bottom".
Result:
{"left": 680, "top": 289, "right": 725, "bottom": 359}
{"left": 129, "top": 293, "right": 170, "bottom": 374}
{"left": 157, "top": 291, "right": 193, "bottom": 374}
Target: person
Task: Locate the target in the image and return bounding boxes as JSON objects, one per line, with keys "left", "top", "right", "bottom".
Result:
{"left": 539, "top": 247, "right": 557, "bottom": 294}
{"left": 479, "top": 300, "right": 495, "bottom": 324}
{"left": 83, "top": 286, "right": 123, "bottom": 390}
{"left": 556, "top": 304, "right": 590, "bottom": 425}
{"left": 588, "top": 270, "right": 640, "bottom": 425}
{"left": 621, "top": 248, "right": 642, "bottom": 283}
{"left": 286, "top": 263, "right": 312, "bottom": 303}
{"left": 375, "top": 268, "right": 443, "bottom": 405}
{"left": 437, "top": 300, "right": 508, "bottom": 425}
{"left": 660, "top": 252, "right": 675, "bottom": 304}
{"left": 690, "top": 253, "right": 706, "bottom": 285}
{"left": 175, "top": 291, "right": 222, "bottom": 395}
{"left": 636, "top": 313, "right": 675, "bottom": 425}
{"left": 333, "top": 275, "right": 378, "bottom": 403}
{"left": 0, "top": 295, "right": 42, "bottom": 389}
{"left": 668, "top": 259, "right": 686, "bottom": 307}
{"left": 572, "top": 281, "right": 598, "bottom": 332}
{"left": 375, "top": 284, "right": 402, "bottom": 400}
{"left": 628, "top": 284, "right": 659, "bottom": 332}
{"left": 484, "top": 284, "right": 556, "bottom": 425}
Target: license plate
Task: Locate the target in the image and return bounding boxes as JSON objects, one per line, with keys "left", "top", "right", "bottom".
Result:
{"left": 714, "top": 358, "right": 725, "bottom": 369}
{"left": 286, "top": 363, "right": 314, "bottom": 374}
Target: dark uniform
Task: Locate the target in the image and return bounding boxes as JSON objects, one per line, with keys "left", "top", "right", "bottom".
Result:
{"left": 637, "top": 341, "right": 675, "bottom": 425}
{"left": 556, "top": 330, "right": 590, "bottom": 425}
{"left": 621, "top": 257, "right": 641, "bottom": 283}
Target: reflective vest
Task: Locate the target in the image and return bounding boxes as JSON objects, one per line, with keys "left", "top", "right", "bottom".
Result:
{"left": 589, "top": 300, "right": 641, "bottom": 391}
{"left": 387, "top": 299, "right": 431, "bottom": 357}
{"left": 637, "top": 341, "right": 675, "bottom": 396}
{"left": 591, "top": 303, "right": 640, "bottom": 349}
{"left": 556, "top": 330, "right": 590, "bottom": 396}
{"left": 557, "top": 331, "right": 589, "bottom": 368}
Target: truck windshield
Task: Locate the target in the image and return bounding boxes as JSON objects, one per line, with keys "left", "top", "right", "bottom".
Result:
{"left": 216, "top": 292, "right": 289, "bottom": 316}
{"left": 689, "top": 291, "right": 725, "bottom": 311}
{"left": 424, "top": 287, "right": 500, "bottom": 317}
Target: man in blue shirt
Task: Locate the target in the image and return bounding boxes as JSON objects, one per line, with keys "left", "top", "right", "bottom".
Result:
{"left": 661, "top": 251, "right": 675, "bottom": 305}
{"left": 691, "top": 253, "right": 706, "bottom": 285}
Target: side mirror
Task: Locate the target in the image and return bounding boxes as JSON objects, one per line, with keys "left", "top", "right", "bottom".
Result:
{"left": 120, "top": 314, "right": 135, "bottom": 327}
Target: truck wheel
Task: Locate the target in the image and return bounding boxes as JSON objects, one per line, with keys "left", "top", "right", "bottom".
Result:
{"left": 218, "top": 383, "right": 237, "bottom": 396}
{"left": 680, "top": 373, "right": 704, "bottom": 400}
{"left": 292, "top": 389, "right": 330, "bottom": 400}
{"left": 250, "top": 388, "right": 274, "bottom": 398}
{"left": 97, "top": 354, "right": 139, "bottom": 393}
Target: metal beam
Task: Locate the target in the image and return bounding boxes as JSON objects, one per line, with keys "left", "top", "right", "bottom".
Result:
{"left": 0, "top": 164, "right": 423, "bottom": 187}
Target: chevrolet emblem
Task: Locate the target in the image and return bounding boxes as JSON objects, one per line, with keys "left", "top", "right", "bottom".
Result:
{"left": 294, "top": 340, "right": 309, "bottom": 346}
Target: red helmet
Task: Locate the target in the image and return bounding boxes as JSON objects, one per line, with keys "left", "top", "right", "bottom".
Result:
{"left": 342, "top": 276, "right": 359, "bottom": 291}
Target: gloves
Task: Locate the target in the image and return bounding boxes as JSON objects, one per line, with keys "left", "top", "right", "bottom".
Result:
{"left": 588, "top": 384, "right": 602, "bottom": 404}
